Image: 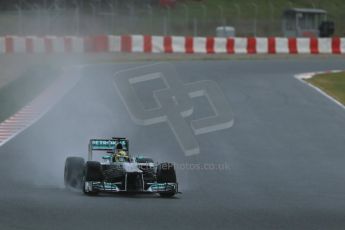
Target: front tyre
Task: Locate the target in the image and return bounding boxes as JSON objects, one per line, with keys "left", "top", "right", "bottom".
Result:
{"left": 157, "top": 163, "right": 177, "bottom": 198}
{"left": 83, "top": 161, "right": 103, "bottom": 195}
{"left": 64, "top": 157, "right": 85, "bottom": 190}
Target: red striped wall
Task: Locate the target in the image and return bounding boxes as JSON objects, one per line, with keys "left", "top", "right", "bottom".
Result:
{"left": 0, "top": 36, "right": 343, "bottom": 54}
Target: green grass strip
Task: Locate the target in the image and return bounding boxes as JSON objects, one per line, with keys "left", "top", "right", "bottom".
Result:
{"left": 306, "top": 72, "right": 345, "bottom": 105}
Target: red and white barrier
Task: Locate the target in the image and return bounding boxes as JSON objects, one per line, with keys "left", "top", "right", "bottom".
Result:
{"left": 0, "top": 35, "right": 344, "bottom": 54}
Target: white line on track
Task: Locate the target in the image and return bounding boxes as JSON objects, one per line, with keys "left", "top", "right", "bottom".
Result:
{"left": 0, "top": 66, "right": 83, "bottom": 147}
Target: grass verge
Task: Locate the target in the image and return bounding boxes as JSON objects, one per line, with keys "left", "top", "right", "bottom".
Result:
{"left": 306, "top": 71, "right": 345, "bottom": 106}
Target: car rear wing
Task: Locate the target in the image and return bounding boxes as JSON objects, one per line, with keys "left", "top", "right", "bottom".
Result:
{"left": 88, "top": 137, "right": 128, "bottom": 161}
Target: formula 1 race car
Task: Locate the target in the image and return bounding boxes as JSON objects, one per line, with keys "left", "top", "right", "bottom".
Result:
{"left": 64, "top": 137, "right": 178, "bottom": 197}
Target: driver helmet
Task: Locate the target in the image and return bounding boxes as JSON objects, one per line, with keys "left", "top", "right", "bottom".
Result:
{"left": 115, "top": 143, "right": 127, "bottom": 157}
{"left": 116, "top": 143, "right": 123, "bottom": 151}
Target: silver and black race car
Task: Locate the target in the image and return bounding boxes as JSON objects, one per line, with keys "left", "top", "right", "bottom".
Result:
{"left": 64, "top": 137, "right": 178, "bottom": 197}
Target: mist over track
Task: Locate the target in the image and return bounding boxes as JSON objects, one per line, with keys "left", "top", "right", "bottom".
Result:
{"left": 1, "top": 59, "right": 345, "bottom": 230}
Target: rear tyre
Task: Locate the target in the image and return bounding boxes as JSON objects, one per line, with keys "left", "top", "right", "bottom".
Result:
{"left": 157, "top": 163, "right": 177, "bottom": 198}
{"left": 64, "top": 157, "right": 85, "bottom": 190}
{"left": 83, "top": 161, "right": 103, "bottom": 195}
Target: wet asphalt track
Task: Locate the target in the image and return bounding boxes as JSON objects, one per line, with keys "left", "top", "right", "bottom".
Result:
{"left": 1, "top": 59, "right": 345, "bottom": 230}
